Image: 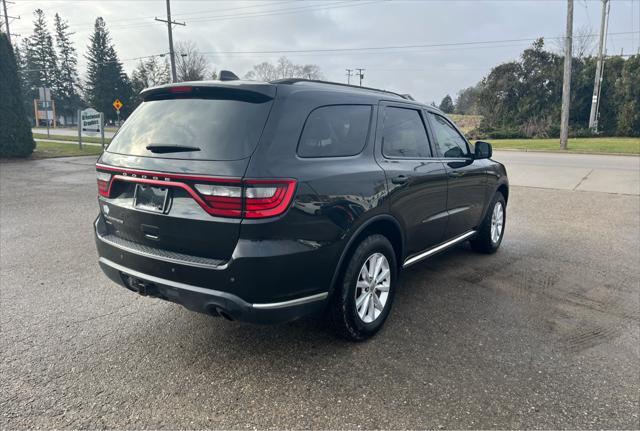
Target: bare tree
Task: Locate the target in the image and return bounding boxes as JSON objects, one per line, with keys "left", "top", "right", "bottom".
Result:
{"left": 573, "top": 25, "right": 597, "bottom": 58}
{"left": 244, "top": 62, "right": 278, "bottom": 81}
{"left": 552, "top": 25, "right": 596, "bottom": 58}
{"left": 296, "top": 64, "right": 323, "bottom": 80}
{"left": 276, "top": 56, "right": 296, "bottom": 78}
{"left": 132, "top": 56, "right": 170, "bottom": 89}
{"left": 174, "top": 40, "right": 209, "bottom": 81}
{"left": 244, "top": 56, "right": 324, "bottom": 81}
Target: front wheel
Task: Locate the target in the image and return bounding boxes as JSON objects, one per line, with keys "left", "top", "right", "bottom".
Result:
{"left": 470, "top": 192, "right": 506, "bottom": 254}
{"left": 330, "top": 234, "right": 397, "bottom": 341}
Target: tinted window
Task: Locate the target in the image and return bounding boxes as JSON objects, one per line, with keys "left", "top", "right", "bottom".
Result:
{"left": 298, "top": 105, "right": 372, "bottom": 158}
{"left": 429, "top": 113, "right": 470, "bottom": 158}
{"left": 107, "top": 97, "right": 273, "bottom": 160}
{"left": 381, "top": 107, "right": 431, "bottom": 158}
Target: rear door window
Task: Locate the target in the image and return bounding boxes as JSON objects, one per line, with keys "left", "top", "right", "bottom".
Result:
{"left": 106, "top": 95, "right": 273, "bottom": 160}
{"left": 381, "top": 106, "right": 431, "bottom": 158}
{"left": 297, "top": 105, "right": 372, "bottom": 158}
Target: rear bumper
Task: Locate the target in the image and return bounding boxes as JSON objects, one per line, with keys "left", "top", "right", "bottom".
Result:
{"left": 94, "top": 216, "right": 333, "bottom": 323}
{"left": 98, "top": 257, "right": 327, "bottom": 323}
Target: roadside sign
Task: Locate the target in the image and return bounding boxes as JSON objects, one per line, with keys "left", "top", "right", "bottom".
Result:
{"left": 113, "top": 99, "right": 123, "bottom": 112}
{"left": 38, "top": 87, "right": 51, "bottom": 101}
{"left": 80, "top": 108, "right": 102, "bottom": 135}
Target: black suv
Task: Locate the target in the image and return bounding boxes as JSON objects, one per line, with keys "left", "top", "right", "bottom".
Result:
{"left": 94, "top": 78, "right": 508, "bottom": 340}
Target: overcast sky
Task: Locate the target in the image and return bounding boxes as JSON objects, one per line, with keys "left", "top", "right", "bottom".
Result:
{"left": 8, "top": 0, "right": 640, "bottom": 104}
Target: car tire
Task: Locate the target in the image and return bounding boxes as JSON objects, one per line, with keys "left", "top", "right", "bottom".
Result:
{"left": 330, "top": 234, "right": 397, "bottom": 341}
{"left": 470, "top": 192, "right": 506, "bottom": 254}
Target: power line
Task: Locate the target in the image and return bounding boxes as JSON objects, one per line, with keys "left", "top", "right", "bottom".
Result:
{"left": 21, "top": 52, "right": 169, "bottom": 73}
{"left": 197, "top": 31, "right": 639, "bottom": 56}
{"left": 70, "top": 0, "right": 295, "bottom": 27}
{"left": 89, "top": 1, "right": 365, "bottom": 31}
{"left": 187, "top": 1, "right": 360, "bottom": 23}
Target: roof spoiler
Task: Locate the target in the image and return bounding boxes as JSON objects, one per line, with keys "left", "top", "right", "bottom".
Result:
{"left": 219, "top": 70, "right": 240, "bottom": 81}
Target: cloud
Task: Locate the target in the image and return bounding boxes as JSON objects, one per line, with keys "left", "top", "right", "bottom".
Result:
{"left": 10, "top": 0, "right": 640, "bottom": 103}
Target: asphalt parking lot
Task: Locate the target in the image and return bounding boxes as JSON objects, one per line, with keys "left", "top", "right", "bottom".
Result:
{"left": 1, "top": 154, "right": 639, "bottom": 429}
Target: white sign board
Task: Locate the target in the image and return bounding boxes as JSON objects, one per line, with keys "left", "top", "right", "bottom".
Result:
{"left": 38, "top": 87, "right": 51, "bottom": 101}
{"left": 81, "top": 108, "right": 102, "bottom": 135}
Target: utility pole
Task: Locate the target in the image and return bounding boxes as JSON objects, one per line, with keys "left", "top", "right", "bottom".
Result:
{"left": 155, "top": 0, "right": 185, "bottom": 83}
{"left": 588, "top": 0, "right": 610, "bottom": 132}
{"left": 345, "top": 68, "right": 353, "bottom": 84}
{"left": 560, "top": 0, "right": 573, "bottom": 150}
{"left": 355, "top": 68, "right": 365, "bottom": 86}
{"left": 2, "top": 0, "right": 19, "bottom": 46}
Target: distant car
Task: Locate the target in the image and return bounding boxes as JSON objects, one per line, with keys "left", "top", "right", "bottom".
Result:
{"left": 94, "top": 76, "right": 508, "bottom": 340}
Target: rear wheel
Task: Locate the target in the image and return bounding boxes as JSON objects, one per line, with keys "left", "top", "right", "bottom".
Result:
{"left": 470, "top": 192, "right": 506, "bottom": 254}
{"left": 330, "top": 234, "right": 397, "bottom": 341}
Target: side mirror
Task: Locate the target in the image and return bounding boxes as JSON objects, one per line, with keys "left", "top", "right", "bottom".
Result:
{"left": 474, "top": 141, "right": 492, "bottom": 159}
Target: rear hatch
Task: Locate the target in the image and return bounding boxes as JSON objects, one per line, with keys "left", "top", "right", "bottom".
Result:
{"left": 96, "top": 83, "right": 276, "bottom": 262}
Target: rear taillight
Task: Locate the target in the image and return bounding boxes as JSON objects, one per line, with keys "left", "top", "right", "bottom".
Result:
{"left": 194, "top": 184, "right": 243, "bottom": 217}
{"left": 96, "top": 171, "right": 111, "bottom": 196}
{"left": 243, "top": 180, "right": 296, "bottom": 219}
{"left": 193, "top": 179, "right": 296, "bottom": 219}
{"left": 96, "top": 164, "right": 296, "bottom": 219}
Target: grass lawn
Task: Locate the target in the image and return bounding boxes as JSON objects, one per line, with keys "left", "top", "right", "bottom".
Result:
{"left": 33, "top": 133, "right": 111, "bottom": 145}
{"left": 487, "top": 137, "right": 640, "bottom": 155}
{"left": 32, "top": 141, "right": 103, "bottom": 159}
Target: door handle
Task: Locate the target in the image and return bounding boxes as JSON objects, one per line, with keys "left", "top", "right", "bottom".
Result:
{"left": 391, "top": 175, "right": 409, "bottom": 185}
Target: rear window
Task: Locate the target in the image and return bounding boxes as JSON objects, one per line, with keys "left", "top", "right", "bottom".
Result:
{"left": 297, "top": 105, "right": 372, "bottom": 158}
{"left": 106, "top": 96, "right": 273, "bottom": 160}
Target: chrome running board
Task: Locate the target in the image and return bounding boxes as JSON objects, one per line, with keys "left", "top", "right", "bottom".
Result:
{"left": 403, "top": 230, "right": 476, "bottom": 268}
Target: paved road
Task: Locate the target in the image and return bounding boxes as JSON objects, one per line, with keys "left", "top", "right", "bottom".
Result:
{"left": 1, "top": 156, "right": 639, "bottom": 429}
{"left": 33, "top": 127, "right": 117, "bottom": 139}
{"left": 495, "top": 150, "right": 640, "bottom": 195}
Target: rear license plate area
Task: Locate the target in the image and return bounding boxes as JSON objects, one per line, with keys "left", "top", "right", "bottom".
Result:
{"left": 134, "top": 184, "right": 169, "bottom": 213}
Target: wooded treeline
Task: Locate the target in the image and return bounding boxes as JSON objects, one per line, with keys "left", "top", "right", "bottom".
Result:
{"left": 10, "top": 9, "right": 323, "bottom": 125}
{"left": 447, "top": 39, "right": 639, "bottom": 137}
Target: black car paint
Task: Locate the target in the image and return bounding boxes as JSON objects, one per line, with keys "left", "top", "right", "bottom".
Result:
{"left": 95, "top": 80, "right": 508, "bottom": 323}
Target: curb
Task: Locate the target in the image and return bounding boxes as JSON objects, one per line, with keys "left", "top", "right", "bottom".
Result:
{"left": 493, "top": 148, "right": 640, "bottom": 157}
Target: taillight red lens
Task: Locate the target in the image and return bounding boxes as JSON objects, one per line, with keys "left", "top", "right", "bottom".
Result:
{"left": 194, "top": 184, "right": 242, "bottom": 217}
{"left": 96, "top": 171, "right": 111, "bottom": 197}
{"left": 194, "top": 180, "right": 296, "bottom": 218}
{"left": 244, "top": 179, "right": 296, "bottom": 219}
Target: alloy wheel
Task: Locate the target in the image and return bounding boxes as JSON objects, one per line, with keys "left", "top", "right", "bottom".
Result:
{"left": 490, "top": 201, "right": 504, "bottom": 244}
{"left": 354, "top": 252, "right": 391, "bottom": 323}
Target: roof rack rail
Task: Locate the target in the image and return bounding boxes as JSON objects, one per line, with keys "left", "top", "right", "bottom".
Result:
{"left": 270, "top": 78, "right": 413, "bottom": 100}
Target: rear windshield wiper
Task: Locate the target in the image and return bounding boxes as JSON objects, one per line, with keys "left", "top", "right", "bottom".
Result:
{"left": 145, "top": 144, "right": 201, "bottom": 154}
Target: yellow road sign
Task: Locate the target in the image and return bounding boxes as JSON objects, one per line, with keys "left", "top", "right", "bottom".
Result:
{"left": 113, "top": 99, "right": 123, "bottom": 111}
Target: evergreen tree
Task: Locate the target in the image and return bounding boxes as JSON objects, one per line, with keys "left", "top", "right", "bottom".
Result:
{"left": 0, "top": 33, "right": 35, "bottom": 157}
{"left": 14, "top": 41, "right": 33, "bottom": 121}
{"left": 24, "top": 9, "right": 59, "bottom": 95}
{"left": 85, "top": 17, "right": 132, "bottom": 121}
{"left": 53, "top": 13, "right": 82, "bottom": 121}
{"left": 615, "top": 55, "right": 640, "bottom": 136}
{"left": 438, "top": 94, "right": 455, "bottom": 113}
